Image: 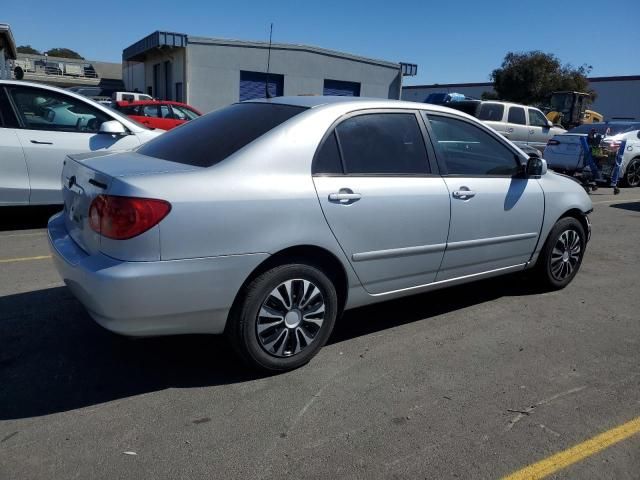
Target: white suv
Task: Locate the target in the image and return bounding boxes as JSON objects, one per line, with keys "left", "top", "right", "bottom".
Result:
{"left": 0, "top": 80, "right": 163, "bottom": 206}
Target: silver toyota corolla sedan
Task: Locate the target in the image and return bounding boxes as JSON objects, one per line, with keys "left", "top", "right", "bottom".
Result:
{"left": 48, "top": 96, "right": 592, "bottom": 371}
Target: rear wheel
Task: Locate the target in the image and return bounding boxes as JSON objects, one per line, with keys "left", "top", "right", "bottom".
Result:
{"left": 226, "top": 263, "right": 338, "bottom": 372}
{"left": 535, "top": 217, "right": 586, "bottom": 290}
{"left": 621, "top": 158, "right": 640, "bottom": 188}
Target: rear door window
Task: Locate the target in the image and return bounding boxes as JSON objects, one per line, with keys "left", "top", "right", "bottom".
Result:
{"left": 314, "top": 131, "right": 343, "bottom": 174}
{"left": 335, "top": 113, "right": 430, "bottom": 175}
{"left": 137, "top": 103, "right": 307, "bottom": 167}
{"left": 507, "top": 107, "right": 526, "bottom": 125}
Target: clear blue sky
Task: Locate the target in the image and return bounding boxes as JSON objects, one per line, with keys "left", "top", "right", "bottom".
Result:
{"left": 4, "top": 0, "right": 639, "bottom": 85}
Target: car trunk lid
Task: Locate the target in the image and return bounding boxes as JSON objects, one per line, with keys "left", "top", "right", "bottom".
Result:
{"left": 62, "top": 151, "right": 199, "bottom": 255}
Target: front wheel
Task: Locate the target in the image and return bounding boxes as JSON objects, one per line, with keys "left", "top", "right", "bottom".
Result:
{"left": 535, "top": 217, "right": 586, "bottom": 290}
{"left": 621, "top": 158, "right": 640, "bottom": 188}
{"left": 226, "top": 263, "right": 339, "bottom": 372}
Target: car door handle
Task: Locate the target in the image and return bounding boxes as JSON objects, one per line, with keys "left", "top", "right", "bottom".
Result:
{"left": 329, "top": 189, "right": 362, "bottom": 204}
{"left": 452, "top": 190, "right": 476, "bottom": 199}
{"left": 30, "top": 140, "right": 53, "bottom": 145}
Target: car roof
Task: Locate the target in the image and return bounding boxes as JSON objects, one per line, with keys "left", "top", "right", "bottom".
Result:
{"left": 248, "top": 95, "right": 473, "bottom": 114}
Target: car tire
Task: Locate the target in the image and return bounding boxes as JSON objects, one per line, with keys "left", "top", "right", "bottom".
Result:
{"left": 535, "top": 217, "right": 586, "bottom": 290}
{"left": 621, "top": 158, "right": 640, "bottom": 188}
{"left": 226, "top": 263, "right": 339, "bottom": 372}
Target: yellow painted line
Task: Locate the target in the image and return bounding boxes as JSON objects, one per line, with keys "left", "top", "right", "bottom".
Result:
{"left": 0, "top": 255, "right": 52, "bottom": 264}
{"left": 502, "top": 416, "right": 640, "bottom": 480}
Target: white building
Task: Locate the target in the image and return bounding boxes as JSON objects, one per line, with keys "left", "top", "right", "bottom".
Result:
{"left": 123, "top": 31, "right": 417, "bottom": 113}
{"left": 403, "top": 75, "right": 640, "bottom": 121}
{"left": 0, "top": 23, "right": 17, "bottom": 80}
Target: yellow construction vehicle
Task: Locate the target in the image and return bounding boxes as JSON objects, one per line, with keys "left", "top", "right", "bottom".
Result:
{"left": 545, "top": 91, "right": 603, "bottom": 129}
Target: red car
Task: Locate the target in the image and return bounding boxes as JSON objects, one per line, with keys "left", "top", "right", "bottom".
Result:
{"left": 114, "top": 100, "right": 202, "bottom": 130}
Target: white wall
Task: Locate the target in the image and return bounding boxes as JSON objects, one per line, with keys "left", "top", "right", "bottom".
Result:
{"left": 403, "top": 78, "right": 640, "bottom": 120}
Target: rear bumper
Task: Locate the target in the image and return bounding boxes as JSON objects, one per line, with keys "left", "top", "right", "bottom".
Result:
{"left": 47, "top": 213, "right": 268, "bottom": 336}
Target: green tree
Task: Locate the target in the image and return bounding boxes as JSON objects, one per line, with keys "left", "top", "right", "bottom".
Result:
{"left": 490, "top": 51, "right": 592, "bottom": 105}
{"left": 17, "top": 45, "right": 41, "bottom": 55}
{"left": 44, "top": 48, "right": 84, "bottom": 60}
{"left": 481, "top": 91, "right": 499, "bottom": 100}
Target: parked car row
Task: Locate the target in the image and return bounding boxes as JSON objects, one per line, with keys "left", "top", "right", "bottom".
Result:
{"left": 112, "top": 100, "right": 201, "bottom": 130}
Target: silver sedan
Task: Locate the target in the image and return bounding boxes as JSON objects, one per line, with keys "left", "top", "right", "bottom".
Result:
{"left": 48, "top": 96, "right": 592, "bottom": 371}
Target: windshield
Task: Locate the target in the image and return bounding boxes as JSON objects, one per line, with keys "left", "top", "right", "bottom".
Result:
{"left": 569, "top": 123, "right": 640, "bottom": 136}
{"left": 550, "top": 93, "right": 573, "bottom": 114}
{"left": 137, "top": 102, "right": 307, "bottom": 167}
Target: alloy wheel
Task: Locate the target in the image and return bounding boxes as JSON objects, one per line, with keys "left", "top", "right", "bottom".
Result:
{"left": 256, "top": 279, "right": 326, "bottom": 357}
{"left": 550, "top": 229, "right": 581, "bottom": 281}
{"left": 626, "top": 160, "right": 640, "bottom": 187}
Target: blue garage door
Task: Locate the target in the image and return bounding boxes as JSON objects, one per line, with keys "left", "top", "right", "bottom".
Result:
{"left": 323, "top": 79, "right": 361, "bottom": 97}
{"left": 239, "top": 71, "right": 284, "bottom": 101}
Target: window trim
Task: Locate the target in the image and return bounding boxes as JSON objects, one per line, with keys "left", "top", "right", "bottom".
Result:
{"left": 312, "top": 108, "right": 439, "bottom": 177}
{"left": 422, "top": 111, "right": 526, "bottom": 178}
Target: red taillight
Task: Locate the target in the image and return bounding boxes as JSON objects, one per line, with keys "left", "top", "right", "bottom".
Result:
{"left": 547, "top": 139, "right": 560, "bottom": 146}
{"left": 89, "top": 195, "right": 171, "bottom": 240}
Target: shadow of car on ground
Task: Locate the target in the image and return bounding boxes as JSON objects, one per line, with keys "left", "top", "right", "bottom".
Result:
{"left": 0, "top": 206, "right": 62, "bottom": 232}
{"left": 0, "top": 273, "right": 547, "bottom": 421}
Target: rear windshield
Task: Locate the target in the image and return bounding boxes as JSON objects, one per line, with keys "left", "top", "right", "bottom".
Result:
{"left": 569, "top": 123, "right": 640, "bottom": 136}
{"left": 137, "top": 103, "right": 308, "bottom": 167}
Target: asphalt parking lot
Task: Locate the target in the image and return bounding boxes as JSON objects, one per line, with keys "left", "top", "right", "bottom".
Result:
{"left": 1, "top": 190, "right": 639, "bottom": 479}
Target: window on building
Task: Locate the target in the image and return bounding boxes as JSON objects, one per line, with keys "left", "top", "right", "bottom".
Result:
{"left": 507, "top": 106, "right": 526, "bottom": 125}
{"left": 323, "top": 79, "right": 361, "bottom": 97}
{"left": 239, "top": 71, "right": 284, "bottom": 101}
{"left": 426, "top": 114, "right": 519, "bottom": 176}
{"left": 175, "top": 83, "right": 183, "bottom": 103}
{"left": 335, "top": 113, "right": 430, "bottom": 175}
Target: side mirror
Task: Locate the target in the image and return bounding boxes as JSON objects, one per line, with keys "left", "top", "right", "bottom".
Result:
{"left": 546, "top": 120, "right": 554, "bottom": 128}
{"left": 637, "top": 131, "right": 640, "bottom": 140}
{"left": 526, "top": 156, "right": 547, "bottom": 177}
{"left": 98, "top": 120, "right": 126, "bottom": 135}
